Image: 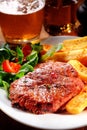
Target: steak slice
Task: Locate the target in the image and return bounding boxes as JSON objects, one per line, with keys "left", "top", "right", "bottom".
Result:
{"left": 9, "top": 61, "right": 84, "bottom": 114}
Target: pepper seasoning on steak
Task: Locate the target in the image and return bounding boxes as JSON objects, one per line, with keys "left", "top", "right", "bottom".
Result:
{"left": 9, "top": 61, "right": 84, "bottom": 114}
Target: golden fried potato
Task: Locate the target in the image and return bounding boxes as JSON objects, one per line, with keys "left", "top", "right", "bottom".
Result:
{"left": 42, "top": 36, "right": 87, "bottom": 66}
{"left": 68, "top": 60, "right": 87, "bottom": 82}
{"left": 66, "top": 86, "right": 87, "bottom": 114}
{"left": 62, "top": 36, "right": 87, "bottom": 51}
{"left": 50, "top": 49, "right": 87, "bottom": 64}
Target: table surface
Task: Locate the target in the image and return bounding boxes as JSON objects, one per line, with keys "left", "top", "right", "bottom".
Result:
{"left": 0, "top": 26, "right": 87, "bottom": 130}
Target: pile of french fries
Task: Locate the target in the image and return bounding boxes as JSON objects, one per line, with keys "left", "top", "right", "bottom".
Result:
{"left": 61, "top": 36, "right": 87, "bottom": 114}
{"left": 50, "top": 36, "right": 87, "bottom": 66}
{"left": 43, "top": 36, "right": 87, "bottom": 114}
{"left": 46, "top": 36, "right": 87, "bottom": 70}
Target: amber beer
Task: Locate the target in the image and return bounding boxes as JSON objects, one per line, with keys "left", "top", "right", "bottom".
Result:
{"left": 44, "top": 0, "right": 78, "bottom": 35}
{"left": 0, "top": 0, "right": 45, "bottom": 44}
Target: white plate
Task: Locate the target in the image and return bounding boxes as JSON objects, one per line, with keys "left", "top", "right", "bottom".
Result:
{"left": 0, "top": 36, "right": 87, "bottom": 130}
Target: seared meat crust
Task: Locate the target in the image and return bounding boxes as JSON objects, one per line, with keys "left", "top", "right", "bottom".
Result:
{"left": 9, "top": 61, "right": 84, "bottom": 114}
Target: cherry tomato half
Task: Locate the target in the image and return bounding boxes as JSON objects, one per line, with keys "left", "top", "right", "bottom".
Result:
{"left": 2, "top": 60, "right": 21, "bottom": 73}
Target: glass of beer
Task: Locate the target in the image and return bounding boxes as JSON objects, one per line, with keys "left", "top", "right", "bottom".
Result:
{"left": 44, "top": 0, "right": 78, "bottom": 36}
{"left": 0, "top": 0, "right": 45, "bottom": 44}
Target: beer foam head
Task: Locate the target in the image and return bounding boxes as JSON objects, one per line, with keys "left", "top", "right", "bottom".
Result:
{"left": 0, "top": 0, "right": 45, "bottom": 15}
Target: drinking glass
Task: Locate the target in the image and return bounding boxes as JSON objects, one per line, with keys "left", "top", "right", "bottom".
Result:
{"left": 0, "top": 0, "right": 45, "bottom": 45}
{"left": 44, "top": 0, "right": 78, "bottom": 36}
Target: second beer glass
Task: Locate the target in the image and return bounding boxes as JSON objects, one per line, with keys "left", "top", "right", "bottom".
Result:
{"left": 44, "top": 0, "right": 78, "bottom": 35}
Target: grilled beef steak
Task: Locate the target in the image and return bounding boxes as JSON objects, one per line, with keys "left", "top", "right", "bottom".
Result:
{"left": 9, "top": 61, "right": 84, "bottom": 114}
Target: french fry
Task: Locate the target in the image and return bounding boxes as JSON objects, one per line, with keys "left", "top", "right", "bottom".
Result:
{"left": 62, "top": 36, "right": 87, "bottom": 51}
{"left": 68, "top": 60, "right": 87, "bottom": 82}
{"left": 66, "top": 86, "right": 87, "bottom": 114}
{"left": 50, "top": 49, "right": 87, "bottom": 64}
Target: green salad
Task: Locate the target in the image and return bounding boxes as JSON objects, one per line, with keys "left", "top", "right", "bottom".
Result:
{"left": 0, "top": 42, "right": 62, "bottom": 97}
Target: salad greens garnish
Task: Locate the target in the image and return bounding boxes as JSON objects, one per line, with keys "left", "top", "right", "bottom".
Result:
{"left": 41, "top": 44, "right": 63, "bottom": 61}
{"left": 0, "top": 42, "right": 62, "bottom": 97}
{"left": 0, "top": 44, "right": 16, "bottom": 63}
{"left": 16, "top": 46, "right": 24, "bottom": 64}
{"left": 0, "top": 42, "right": 42, "bottom": 97}
{"left": 26, "top": 50, "right": 39, "bottom": 66}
